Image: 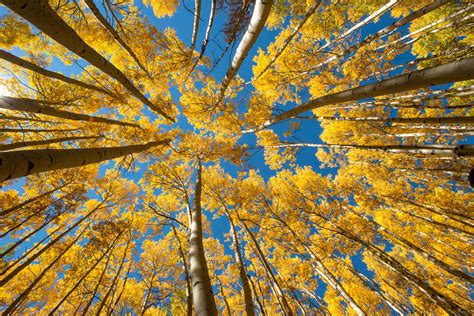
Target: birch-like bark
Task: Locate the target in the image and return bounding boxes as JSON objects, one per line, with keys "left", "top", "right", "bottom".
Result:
{"left": 95, "top": 239, "right": 130, "bottom": 315}
{"left": 312, "top": 212, "right": 470, "bottom": 316}
{"left": 218, "top": 0, "right": 273, "bottom": 100}
{"left": 0, "top": 96, "right": 139, "bottom": 127}
{"left": 190, "top": 0, "right": 202, "bottom": 52}
{"left": 302, "top": 0, "right": 452, "bottom": 75}
{"left": 1, "top": 0, "right": 174, "bottom": 122}
{"left": 187, "top": 0, "right": 216, "bottom": 79}
{"left": 171, "top": 222, "right": 193, "bottom": 316}
{"left": 340, "top": 204, "right": 473, "bottom": 284}
{"left": 0, "top": 139, "right": 169, "bottom": 183}
{"left": 318, "top": 115, "right": 474, "bottom": 125}
{"left": 0, "top": 201, "right": 103, "bottom": 287}
{"left": 239, "top": 217, "right": 293, "bottom": 315}
{"left": 83, "top": 0, "right": 149, "bottom": 75}
{"left": 48, "top": 230, "right": 123, "bottom": 315}
{"left": 225, "top": 211, "right": 255, "bottom": 316}
{"left": 266, "top": 206, "right": 366, "bottom": 316}
{"left": 0, "top": 135, "right": 101, "bottom": 151}
{"left": 267, "top": 142, "right": 472, "bottom": 157}
{"left": 0, "top": 49, "right": 113, "bottom": 96}
{"left": 3, "top": 227, "right": 87, "bottom": 315}
{"left": 250, "top": 0, "right": 322, "bottom": 83}
{"left": 188, "top": 162, "right": 217, "bottom": 316}
{"left": 0, "top": 181, "right": 69, "bottom": 217}
{"left": 252, "top": 57, "right": 474, "bottom": 130}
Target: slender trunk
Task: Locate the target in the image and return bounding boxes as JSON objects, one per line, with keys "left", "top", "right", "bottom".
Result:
{"left": 188, "top": 162, "right": 217, "bottom": 316}
{"left": 2, "top": 0, "right": 173, "bottom": 121}
{"left": 319, "top": 115, "right": 474, "bottom": 125}
{"left": 253, "top": 57, "right": 474, "bottom": 130}
{"left": 378, "top": 5, "right": 473, "bottom": 50}
{"left": 238, "top": 217, "right": 293, "bottom": 315}
{"left": 0, "top": 139, "right": 170, "bottom": 183}
{"left": 216, "top": 276, "right": 232, "bottom": 315}
{"left": 0, "top": 223, "right": 66, "bottom": 276}
{"left": 48, "top": 230, "right": 123, "bottom": 315}
{"left": 0, "top": 49, "right": 113, "bottom": 96}
{"left": 186, "top": 0, "right": 216, "bottom": 79}
{"left": 2, "top": 227, "right": 86, "bottom": 315}
{"left": 0, "top": 201, "right": 103, "bottom": 287}
{"left": 108, "top": 258, "right": 133, "bottom": 315}
{"left": 267, "top": 142, "right": 471, "bottom": 157}
{"left": 171, "top": 222, "right": 192, "bottom": 316}
{"left": 315, "top": 213, "right": 470, "bottom": 315}
{"left": 0, "top": 181, "right": 69, "bottom": 217}
{"left": 83, "top": 0, "right": 149, "bottom": 75}
{"left": 266, "top": 207, "right": 365, "bottom": 315}
{"left": 0, "top": 113, "right": 54, "bottom": 123}
{"left": 81, "top": 240, "right": 115, "bottom": 315}
{"left": 247, "top": 274, "right": 266, "bottom": 316}
{"left": 225, "top": 211, "right": 255, "bottom": 316}
{"left": 303, "top": 0, "right": 451, "bottom": 75}
{"left": 251, "top": 0, "right": 322, "bottom": 83}
{"left": 95, "top": 239, "right": 130, "bottom": 315}
{"left": 0, "top": 128, "right": 79, "bottom": 133}
{"left": 219, "top": 0, "right": 273, "bottom": 100}
{"left": 0, "top": 96, "right": 139, "bottom": 127}
{"left": 342, "top": 205, "right": 473, "bottom": 284}
{"left": 0, "top": 135, "right": 101, "bottom": 151}
{"left": 190, "top": 0, "right": 202, "bottom": 52}
{"left": 0, "top": 203, "right": 71, "bottom": 260}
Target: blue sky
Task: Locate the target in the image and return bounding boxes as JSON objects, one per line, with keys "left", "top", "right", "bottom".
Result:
{"left": 1, "top": 1, "right": 471, "bottom": 312}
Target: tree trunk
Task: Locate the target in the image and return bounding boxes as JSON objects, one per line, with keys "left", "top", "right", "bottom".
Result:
{"left": 83, "top": 0, "right": 149, "bottom": 75}
{"left": 253, "top": 57, "right": 474, "bottom": 130}
{"left": 0, "top": 181, "right": 69, "bottom": 217}
{"left": 187, "top": 0, "right": 216, "bottom": 79}
{"left": 219, "top": 0, "right": 273, "bottom": 100}
{"left": 1, "top": 0, "right": 174, "bottom": 122}
{"left": 0, "top": 49, "right": 113, "bottom": 96}
{"left": 0, "top": 96, "right": 139, "bottom": 127}
{"left": 239, "top": 217, "right": 293, "bottom": 315}
{"left": 225, "top": 211, "right": 255, "bottom": 316}
{"left": 266, "top": 207, "right": 366, "bottom": 316}
{"left": 268, "top": 142, "right": 473, "bottom": 157}
{"left": 341, "top": 204, "right": 473, "bottom": 284}
{"left": 315, "top": 213, "right": 470, "bottom": 316}
{"left": 171, "top": 222, "right": 193, "bottom": 316}
{"left": 0, "top": 139, "right": 169, "bottom": 183}
{"left": 48, "top": 230, "right": 123, "bottom": 315}
{"left": 95, "top": 239, "right": 130, "bottom": 315}
{"left": 2, "top": 227, "right": 87, "bottom": 315}
{"left": 188, "top": 162, "right": 217, "bottom": 316}
{"left": 251, "top": 0, "right": 321, "bottom": 82}
{"left": 190, "top": 0, "right": 202, "bottom": 52}
{"left": 0, "top": 135, "right": 101, "bottom": 151}
{"left": 0, "top": 200, "right": 103, "bottom": 287}
{"left": 319, "top": 115, "right": 474, "bottom": 125}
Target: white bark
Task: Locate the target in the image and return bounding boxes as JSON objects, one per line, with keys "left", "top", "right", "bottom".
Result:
{"left": 0, "top": 96, "right": 139, "bottom": 127}
{"left": 0, "top": 135, "right": 101, "bottom": 151}
{"left": 251, "top": 0, "right": 322, "bottom": 83}
{"left": 188, "top": 163, "right": 217, "bottom": 316}
{"left": 219, "top": 0, "right": 273, "bottom": 100}
{"left": 0, "top": 49, "right": 113, "bottom": 96}
{"left": 253, "top": 57, "right": 474, "bottom": 130}
{"left": 2, "top": 0, "right": 174, "bottom": 122}
{"left": 83, "top": 0, "right": 149, "bottom": 74}
{"left": 190, "top": 0, "right": 202, "bottom": 52}
{"left": 0, "top": 139, "right": 169, "bottom": 182}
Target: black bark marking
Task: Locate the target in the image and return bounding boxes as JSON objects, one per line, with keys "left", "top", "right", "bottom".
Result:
{"left": 26, "top": 160, "right": 35, "bottom": 175}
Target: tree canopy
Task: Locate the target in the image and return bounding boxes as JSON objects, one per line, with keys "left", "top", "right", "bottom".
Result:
{"left": 0, "top": 0, "right": 472, "bottom": 315}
